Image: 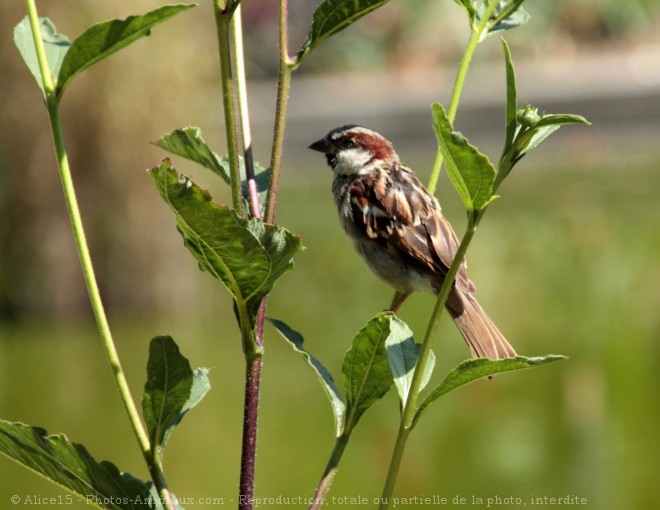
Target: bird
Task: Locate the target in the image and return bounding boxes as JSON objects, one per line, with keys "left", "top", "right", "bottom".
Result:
{"left": 309, "top": 125, "right": 516, "bottom": 360}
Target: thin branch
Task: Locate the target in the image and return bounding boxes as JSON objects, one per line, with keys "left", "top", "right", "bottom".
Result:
{"left": 25, "top": 0, "right": 55, "bottom": 95}
{"left": 25, "top": 1, "right": 174, "bottom": 508}
{"left": 217, "top": 4, "right": 266, "bottom": 509}
{"left": 381, "top": 3, "right": 501, "bottom": 486}
{"left": 309, "top": 435, "right": 349, "bottom": 510}
{"left": 214, "top": 1, "right": 243, "bottom": 215}
{"left": 264, "top": 0, "right": 294, "bottom": 224}
{"left": 426, "top": 0, "right": 502, "bottom": 194}
{"left": 379, "top": 223, "right": 477, "bottom": 509}
{"left": 232, "top": 4, "right": 261, "bottom": 218}
{"left": 239, "top": 354, "right": 263, "bottom": 510}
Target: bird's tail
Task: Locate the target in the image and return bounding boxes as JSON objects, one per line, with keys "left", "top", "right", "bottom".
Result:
{"left": 449, "top": 293, "right": 516, "bottom": 360}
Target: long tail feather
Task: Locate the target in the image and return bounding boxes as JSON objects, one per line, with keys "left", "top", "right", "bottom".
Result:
{"left": 449, "top": 294, "right": 516, "bottom": 360}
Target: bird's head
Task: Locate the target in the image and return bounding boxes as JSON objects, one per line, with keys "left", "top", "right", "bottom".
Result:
{"left": 309, "top": 125, "right": 398, "bottom": 176}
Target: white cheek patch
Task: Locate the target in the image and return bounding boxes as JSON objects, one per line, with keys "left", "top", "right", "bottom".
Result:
{"left": 335, "top": 147, "right": 372, "bottom": 175}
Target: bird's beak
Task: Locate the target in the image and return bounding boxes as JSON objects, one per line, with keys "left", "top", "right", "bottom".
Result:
{"left": 308, "top": 137, "right": 334, "bottom": 154}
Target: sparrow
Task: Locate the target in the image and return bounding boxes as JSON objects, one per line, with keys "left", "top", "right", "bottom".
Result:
{"left": 309, "top": 125, "right": 516, "bottom": 360}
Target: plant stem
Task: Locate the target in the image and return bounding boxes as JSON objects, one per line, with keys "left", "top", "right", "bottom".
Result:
{"left": 47, "top": 103, "right": 155, "bottom": 472}
{"left": 309, "top": 434, "right": 349, "bottom": 510}
{"left": 377, "top": 426, "right": 410, "bottom": 510}
{"left": 214, "top": 1, "right": 243, "bottom": 216}
{"left": 379, "top": 223, "right": 478, "bottom": 508}
{"left": 239, "top": 352, "right": 263, "bottom": 510}
{"left": 25, "top": 1, "right": 174, "bottom": 508}
{"left": 232, "top": 4, "right": 260, "bottom": 218}
{"left": 426, "top": 0, "right": 502, "bottom": 194}
{"left": 217, "top": 4, "right": 266, "bottom": 508}
{"left": 393, "top": 0, "right": 501, "bottom": 341}
{"left": 235, "top": 290, "right": 266, "bottom": 510}
{"left": 25, "top": 0, "right": 54, "bottom": 95}
{"left": 264, "top": 0, "right": 294, "bottom": 224}
{"left": 233, "top": 283, "right": 265, "bottom": 510}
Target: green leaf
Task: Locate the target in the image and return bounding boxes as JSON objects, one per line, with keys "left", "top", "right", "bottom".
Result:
{"left": 298, "top": 0, "right": 393, "bottom": 62}
{"left": 498, "top": 102, "right": 590, "bottom": 187}
{"left": 491, "top": 7, "right": 530, "bottom": 33}
{"left": 511, "top": 110, "right": 591, "bottom": 165}
{"left": 268, "top": 319, "right": 346, "bottom": 437}
{"left": 142, "top": 336, "right": 210, "bottom": 467}
{"left": 384, "top": 318, "right": 434, "bottom": 405}
{"left": 55, "top": 4, "right": 196, "bottom": 99}
{"left": 342, "top": 313, "right": 397, "bottom": 432}
{"left": 533, "top": 113, "right": 592, "bottom": 129}
{"left": 14, "top": 16, "right": 71, "bottom": 97}
{"left": 153, "top": 127, "right": 270, "bottom": 216}
{"left": 385, "top": 317, "right": 435, "bottom": 408}
{"left": 413, "top": 355, "right": 566, "bottom": 428}
{"left": 432, "top": 103, "right": 496, "bottom": 212}
{"left": 153, "top": 127, "right": 230, "bottom": 183}
{"left": 0, "top": 421, "right": 157, "bottom": 509}
{"left": 501, "top": 38, "right": 517, "bottom": 157}
{"left": 479, "top": 1, "right": 530, "bottom": 34}
{"left": 518, "top": 124, "right": 561, "bottom": 156}
{"left": 149, "top": 160, "right": 302, "bottom": 328}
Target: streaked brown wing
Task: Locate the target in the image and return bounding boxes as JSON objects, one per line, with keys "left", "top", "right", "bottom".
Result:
{"left": 347, "top": 164, "right": 467, "bottom": 287}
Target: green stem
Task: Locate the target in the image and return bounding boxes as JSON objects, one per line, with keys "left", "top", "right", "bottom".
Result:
{"left": 232, "top": 4, "right": 260, "bottom": 218}
{"left": 25, "top": 0, "right": 54, "bottom": 95}
{"left": 47, "top": 98, "right": 152, "bottom": 462}
{"left": 264, "top": 0, "right": 294, "bottom": 224}
{"left": 25, "top": 1, "right": 174, "bottom": 508}
{"left": 309, "top": 434, "right": 350, "bottom": 510}
{"left": 426, "top": 0, "right": 501, "bottom": 194}
{"left": 413, "top": 224, "right": 476, "bottom": 416}
{"left": 214, "top": 1, "right": 243, "bottom": 216}
{"left": 216, "top": 4, "right": 265, "bottom": 508}
{"left": 379, "top": 222, "right": 478, "bottom": 507}
{"left": 378, "top": 426, "right": 410, "bottom": 510}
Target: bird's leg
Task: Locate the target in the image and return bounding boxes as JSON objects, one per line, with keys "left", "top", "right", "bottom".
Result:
{"left": 388, "top": 291, "right": 412, "bottom": 314}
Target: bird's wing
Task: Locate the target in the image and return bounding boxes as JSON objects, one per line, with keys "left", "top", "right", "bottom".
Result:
{"left": 347, "top": 165, "right": 469, "bottom": 288}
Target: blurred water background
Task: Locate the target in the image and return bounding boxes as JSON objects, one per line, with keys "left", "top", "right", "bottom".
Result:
{"left": 1, "top": 1, "right": 659, "bottom": 508}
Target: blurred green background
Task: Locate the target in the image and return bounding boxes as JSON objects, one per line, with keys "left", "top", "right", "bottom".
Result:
{"left": 1, "top": 1, "right": 659, "bottom": 509}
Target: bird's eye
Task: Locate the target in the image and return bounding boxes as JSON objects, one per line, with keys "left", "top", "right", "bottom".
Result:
{"left": 340, "top": 138, "right": 354, "bottom": 149}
